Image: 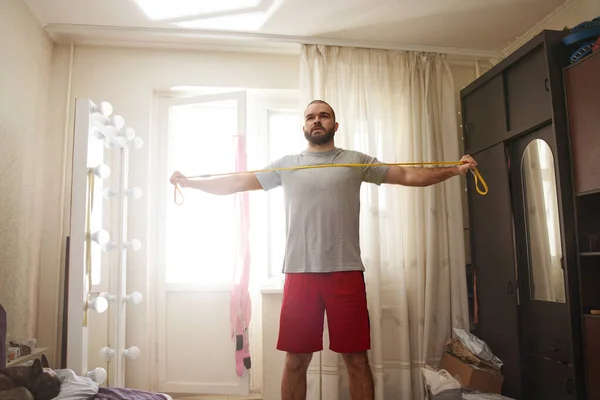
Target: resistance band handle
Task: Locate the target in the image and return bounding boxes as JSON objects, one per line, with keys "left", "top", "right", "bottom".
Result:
{"left": 470, "top": 168, "right": 488, "bottom": 196}
{"left": 174, "top": 185, "right": 184, "bottom": 206}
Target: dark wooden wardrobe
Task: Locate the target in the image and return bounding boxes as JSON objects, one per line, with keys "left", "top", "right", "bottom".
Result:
{"left": 460, "top": 30, "right": 593, "bottom": 399}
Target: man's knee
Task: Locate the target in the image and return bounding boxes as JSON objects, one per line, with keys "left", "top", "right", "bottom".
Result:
{"left": 342, "top": 351, "right": 370, "bottom": 372}
{"left": 285, "top": 352, "right": 313, "bottom": 373}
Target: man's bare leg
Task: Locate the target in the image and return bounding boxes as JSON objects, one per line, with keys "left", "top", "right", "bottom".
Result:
{"left": 282, "top": 352, "right": 313, "bottom": 400}
{"left": 342, "top": 351, "right": 374, "bottom": 400}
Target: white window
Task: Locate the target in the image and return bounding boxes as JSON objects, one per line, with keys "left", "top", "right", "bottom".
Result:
{"left": 158, "top": 90, "right": 301, "bottom": 289}
{"left": 159, "top": 92, "right": 246, "bottom": 288}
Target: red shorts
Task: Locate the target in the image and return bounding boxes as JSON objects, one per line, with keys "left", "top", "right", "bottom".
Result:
{"left": 277, "top": 271, "right": 370, "bottom": 354}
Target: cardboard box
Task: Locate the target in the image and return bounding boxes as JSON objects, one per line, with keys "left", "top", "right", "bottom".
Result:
{"left": 440, "top": 352, "right": 504, "bottom": 394}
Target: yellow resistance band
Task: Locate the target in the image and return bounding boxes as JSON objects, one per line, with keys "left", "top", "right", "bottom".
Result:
{"left": 174, "top": 161, "right": 488, "bottom": 205}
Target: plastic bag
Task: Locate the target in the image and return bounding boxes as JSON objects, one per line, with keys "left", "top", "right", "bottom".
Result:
{"left": 462, "top": 390, "right": 515, "bottom": 400}
{"left": 453, "top": 329, "right": 503, "bottom": 371}
{"left": 432, "top": 389, "right": 463, "bottom": 400}
{"left": 422, "top": 365, "right": 462, "bottom": 396}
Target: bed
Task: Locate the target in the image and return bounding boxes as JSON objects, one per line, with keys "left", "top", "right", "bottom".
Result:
{"left": 0, "top": 301, "right": 172, "bottom": 400}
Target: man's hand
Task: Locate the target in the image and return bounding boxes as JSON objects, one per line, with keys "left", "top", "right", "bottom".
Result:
{"left": 170, "top": 171, "right": 189, "bottom": 187}
{"left": 457, "top": 155, "right": 477, "bottom": 175}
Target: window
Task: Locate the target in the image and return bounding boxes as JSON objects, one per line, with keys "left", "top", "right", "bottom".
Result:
{"left": 163, "top": 94, "right": 244, "bottom": 286}
{"left": 159, "top": 90, "right": 301, "bottom": 288}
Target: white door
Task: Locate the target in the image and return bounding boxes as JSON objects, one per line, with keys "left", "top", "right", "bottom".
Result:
{"left": 155, "top": 92, "right": 250, "bottom": 395}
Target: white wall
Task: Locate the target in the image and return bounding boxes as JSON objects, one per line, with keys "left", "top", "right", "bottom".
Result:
{"left": 0, "top": 0, "right": 54, "bottom": 347}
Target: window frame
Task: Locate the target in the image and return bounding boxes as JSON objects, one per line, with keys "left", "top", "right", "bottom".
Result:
{"left": 156, "top": 91, "right": 247, "bottom": 291}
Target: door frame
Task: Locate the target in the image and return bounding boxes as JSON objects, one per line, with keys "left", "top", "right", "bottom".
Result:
{"left": 154, "top": 91, "right": 250, "bottom": 394}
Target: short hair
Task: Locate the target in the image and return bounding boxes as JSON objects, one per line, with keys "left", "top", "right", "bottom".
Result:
{"left": 305, "top": 100, "right": 336, "bottom": 122}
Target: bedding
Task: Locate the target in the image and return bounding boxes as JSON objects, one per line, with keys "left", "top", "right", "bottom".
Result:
{"left": 95, "top": 388, "right": 172, "bottom": 400}
{"left": 54, "top": 368, "right": 172, "bottom": 400}
{"left": 0, "top": 306, "right": 170, "bottom": 400}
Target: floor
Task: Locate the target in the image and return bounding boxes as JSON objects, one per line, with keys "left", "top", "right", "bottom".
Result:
{"left": 169, "top": 394, "right": 262, "bottom": 400}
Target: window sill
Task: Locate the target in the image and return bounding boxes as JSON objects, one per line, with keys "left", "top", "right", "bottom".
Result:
{"left": 260, "top": 287, "right": 283, "bottom": 295}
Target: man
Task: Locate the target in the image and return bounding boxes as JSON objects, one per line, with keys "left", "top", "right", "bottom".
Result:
{"left": 170, "top": 100, "right": 477, "bottom": 400}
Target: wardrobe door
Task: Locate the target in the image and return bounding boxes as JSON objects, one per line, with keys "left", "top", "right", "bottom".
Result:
{"left": 467, "top": 143, "right": 522, "bottom": 399}
{"left": 508, "top": 125, "right": 575, "bottom": 398}
{"left": 504, "top": 44, "right": 553, "bottom": 131}
{"left": 462, "top": 76, "right": 507, "bottom": 154}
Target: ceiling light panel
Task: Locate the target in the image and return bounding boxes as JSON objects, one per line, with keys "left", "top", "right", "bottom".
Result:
{"left": 134, "top": 0, "right": 262, "bottom": 20}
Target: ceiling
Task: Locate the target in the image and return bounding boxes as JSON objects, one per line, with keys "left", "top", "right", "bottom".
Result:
{"left": 24, "top": 0, "right": 568, "bottom": 57}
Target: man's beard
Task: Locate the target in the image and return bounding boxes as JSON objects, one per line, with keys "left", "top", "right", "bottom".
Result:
{"left": 303, "top": 126, "right": 335, "bottom": 145}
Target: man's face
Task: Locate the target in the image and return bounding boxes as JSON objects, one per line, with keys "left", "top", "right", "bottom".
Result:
{"left": 303, "top": 102, "right": 338, "bottom": 145}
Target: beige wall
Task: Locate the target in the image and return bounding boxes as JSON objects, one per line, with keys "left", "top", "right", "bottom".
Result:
{"left": 501, "top": 0, "right": 600, "bottom": 58}
{"left": 0, "top": 0, "right": 54, "bottom": 347}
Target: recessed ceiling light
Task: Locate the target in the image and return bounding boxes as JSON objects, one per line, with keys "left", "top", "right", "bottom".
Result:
{"left": 174, "top": 12, "right": 267, "bottom": 31}
{"left": 134, "top": 0, "right": 261, "bottom": 21}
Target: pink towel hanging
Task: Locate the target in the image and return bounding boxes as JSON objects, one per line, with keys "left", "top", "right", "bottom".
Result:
{"left": 230, "top": 134, "right": 251, "bottom": 377}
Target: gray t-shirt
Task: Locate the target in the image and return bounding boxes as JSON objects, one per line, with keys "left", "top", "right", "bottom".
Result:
{"left": 256, "top": 147, "right": 390, "bottom": 274}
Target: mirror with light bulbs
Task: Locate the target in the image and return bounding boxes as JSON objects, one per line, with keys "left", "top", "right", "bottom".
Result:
{"left": 67, "top": 98, "right": 145, "bottom": 384}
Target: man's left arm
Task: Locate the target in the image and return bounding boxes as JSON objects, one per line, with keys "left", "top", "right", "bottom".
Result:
{"left": 382, "top": 155, "right": 477, "bottom": 187}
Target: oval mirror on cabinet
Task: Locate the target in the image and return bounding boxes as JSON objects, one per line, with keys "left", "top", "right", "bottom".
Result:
{"left": 521, "top": 139, "right": 566, "bottom": 303}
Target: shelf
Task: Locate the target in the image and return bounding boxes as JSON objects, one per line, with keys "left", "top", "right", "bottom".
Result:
{"left": 581, "top": 252, "right": 600, "bottom": 257}
{"left": 584, "top": 313, "right": 600, "bottom": 319}
{"left": 6, "top": 347, "right": 48, "bottom": 367}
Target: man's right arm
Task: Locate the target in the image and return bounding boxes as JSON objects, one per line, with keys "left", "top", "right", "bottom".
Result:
{"left": 170, "top": 171, "right": 263, "bottom": 195}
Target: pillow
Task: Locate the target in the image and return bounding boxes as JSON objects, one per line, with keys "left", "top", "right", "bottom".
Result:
{"left": 52, "top": 368, "right": 99, "bottom": 400}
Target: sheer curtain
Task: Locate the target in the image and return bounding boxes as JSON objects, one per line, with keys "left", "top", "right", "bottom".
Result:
{"left": 299, "top": 45, "right": 469, "bottom": 400}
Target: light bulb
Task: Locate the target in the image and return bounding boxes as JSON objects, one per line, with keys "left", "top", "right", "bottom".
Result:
{"left": 126, "top": 187, "right": 143, "bottom": 199}
{"left": 124, "top": 292, "right": 143, "bottom": 305}
{"left": 93, "top": 164, "right": 111, "bottom": 179}
{"left": 88, "top": 296, "right": 109, "bottom": 314}
{"left": 91, "top": 229, "right": 110, "bottom": 245}
{"left": 91, "top": 101, "right": 113, "bottom": 117}
{"left": 99, "top": 347, "right": 115, "bottom": 361}
{"left": 124, "top": 346, "right": 141, "bottom": 360}
{"left": 121, "top": 127, "right": 136, "bottom": 141}
{"left": 86, "top": 367, "right": 107, "bottom": 384}
{"left": 131, "top": 136, "right": 144, "bottom": 150}
{"left": 126, "top": 239, "right": 142, "bottom": 252}
{"left": 108, "top": 115, "right": 125, "bottom": 130}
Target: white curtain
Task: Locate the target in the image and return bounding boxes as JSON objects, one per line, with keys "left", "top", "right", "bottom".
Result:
{"left": 299, "top": 45, "right": 470, "bottom": 400}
